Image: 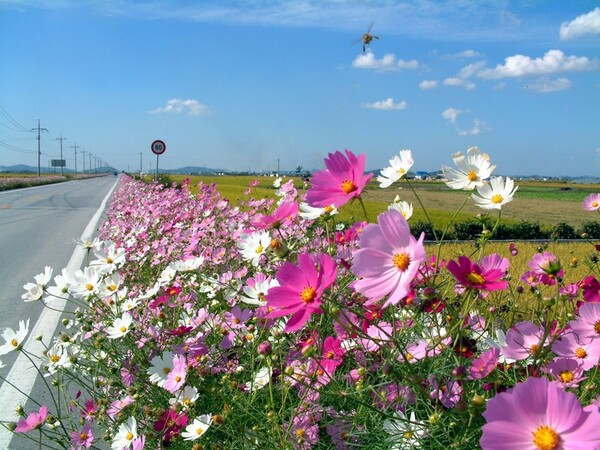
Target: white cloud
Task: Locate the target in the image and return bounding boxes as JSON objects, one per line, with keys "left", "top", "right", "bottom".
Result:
{"left": 526, "top": 77, "right": 572, "bottom": 93}
{"left": 457, "top": 119, "right": 491, "bottom": 136}
{"left": 443, "top": 77, "right": 476, "bottom": 90}
{"left": 352, "top": 52, "right": 419, "bottom": 71}
{"left": 362, "top": 98, "right": 407, "bottom": 110}
{"left": 442, "top": 107, "right": 463, "bottom": 124}
{"left": 477, "top": 49, "right": 596, "bottom": 79}
{"left": 442, "top": 108, "right": 490, "bottom": 136}
{"left": 419, "top": 80, "right": 439, "bottom": 90}
{"left": 149, "top": 98, "right": 209, "bottom": 115}
{"left": 499, "top": 10, "right": 521, "bottom": 27}
{"left": 457, "top": 61, "right": 486, "bottom": 78}
{"left": 560, "top": 7, "right": 600, "bottom": 40}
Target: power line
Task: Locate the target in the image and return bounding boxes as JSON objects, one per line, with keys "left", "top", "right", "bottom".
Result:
{"left": 31, "top": 119, "right": 48, "bottom": 176}
{"left": 0, "top": 104, "right": 29, "bottom": 132}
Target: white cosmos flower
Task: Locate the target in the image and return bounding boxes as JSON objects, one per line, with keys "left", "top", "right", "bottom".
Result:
{"left": 245, "top": 366, "right": 272, "bottom": 393}
{"left": 148, "top": 351, "right": 174, "bottom": 388}
{"left": 441, "top": 146, "right": 495, "bottom": 190}
{"left": 182, "top": 414, "right": 213, "bottom": 441}
{"left": 99, "top": 272, "right": 122, "bottom": 298}
{"left": 68, "top": 266, "right": 102, "bottom": 300}
{"left": 383, "top": 410, "right": 427, "bottom": 449}
{"left": 111, "top": 416, "right": 138, "bottom": 450}
{"left": 0, "top": 319, "right": 30, "bottom": 355}
{"left": 22, "top": 266, "right": 53, "bottom": 302}
{"left": 106, "top": 313, "right": 133, "bottom": 339}
{"left": 237, "top": 231, "right": 271, "bottom": 267}
{"left": 472, "top": 176, "right": 518, "bottom": 210}
{"left": 45, "top": 341, "right": 72, "bottom": 375}
{"left": 74, "top": 236, "right": 102, "bottom": 251}
{"left": 240, "top": 278, "right": 279, "bottom": 306}
{"left": 90, "top": 242, "right": 126, "bottom": 274}
{"left": 169, "top": 386, "right": 200, "bottom": 409}
{"left": 44, "top": 268, "right": 70, "bottom": 304}
{"left": 273, "top": 177, "right": 282, "bottom": 188}
{"left": 388, "top": 196, "right": 413, "bottom": 220}
{"left": 377, "top": 149, "right": 415, "bottom": 188}
{"left": 169, "top": 256, "right": 204, "bottom": 272}
{"left": 299, "top": 202, "right": 338, "bottom": 220}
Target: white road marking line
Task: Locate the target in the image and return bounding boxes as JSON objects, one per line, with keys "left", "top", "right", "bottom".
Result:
{"left": 0, "top": 180, "right": 118, "bottom": 448}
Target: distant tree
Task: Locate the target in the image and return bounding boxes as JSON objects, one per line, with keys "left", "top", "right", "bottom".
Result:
{"left": 295, "top": 166, "right": 303, "bottom": 174}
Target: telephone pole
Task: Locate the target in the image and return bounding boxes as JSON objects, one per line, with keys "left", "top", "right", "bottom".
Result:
{"left": 56, "top": 133, "right": 67, "bottom": 176}
{"left": 88, "top": 152, "right": 92, "bottom": 174}
{"left": 81, "top": 149, "right": 86, "bottom": 173}
{"left": 71, "top": 143, "right": 80, "bottom": 175}
{"left": 31, "top": 119, "right": 48, "bottom": 176}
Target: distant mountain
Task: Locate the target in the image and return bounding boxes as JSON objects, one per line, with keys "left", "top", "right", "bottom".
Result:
{"left": 0, "top": 164, "right": 117, "bottom": 174}
{"left": 155, "top": 166, "right": 219, "bottom": 175}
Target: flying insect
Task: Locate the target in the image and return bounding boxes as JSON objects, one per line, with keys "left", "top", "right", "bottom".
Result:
{"left": 359, "top": 23, "right": 379, "bottom": 53}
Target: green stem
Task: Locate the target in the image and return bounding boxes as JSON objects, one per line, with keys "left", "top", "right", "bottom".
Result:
{"left": 358, "top": 196, "right": 369, "bottom": 223}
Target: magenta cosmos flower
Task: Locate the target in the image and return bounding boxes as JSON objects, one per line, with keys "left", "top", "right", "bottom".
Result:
{"left": 250, "top": 200, "right": 299, "bottom": 230}
{"left": 15, "top": 405, "right": 48, "bottom": 432}
{"left": 481, "top": 376, "right": 600, "bottom": 449}
{"left": 266, "top": 253, "right": 337, "bottom": 332}
{"left": 446, "top": 254, "right": 509, "bottom": 292}
{"left": 306, "top": 150, "right": 373, "bottom": 208}
{"left": 352, "top": 209, "right": 426, "bottom": 307}
{"left": 582, "top": 193, "right": 600, "bottom": 211}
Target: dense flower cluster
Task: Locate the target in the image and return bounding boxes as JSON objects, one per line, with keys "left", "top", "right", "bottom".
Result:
{"left": 1, "top": 149, "right": 600, "bottom": 449}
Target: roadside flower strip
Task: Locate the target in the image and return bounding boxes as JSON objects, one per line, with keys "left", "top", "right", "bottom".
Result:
{"left": 1, "top": 148, "right": 600, "bottom": 449}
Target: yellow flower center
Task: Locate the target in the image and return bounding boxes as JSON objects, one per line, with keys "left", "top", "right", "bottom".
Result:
{"left": 594, "top": 321, "right": 600, "bottom": 334}
{"left": 529, "top": 344, "right": 540, "bottom": 356}
{"left": 269, "top": 238, "right": 281, "bottom": 250}
{"left": 175, "top": 375, "right": 182, "bottom": 382}
{"left": 50, "top": 354, "right": 60, "bottom": 363}
{"left": 592, "top": 201, "right": 599, "bottom": 208}
{"left": 466, "top": 272, "right": 485, "bottom": 285}
{"left": 106, "top": 257, "right": 113, "bottom": 264}
{"left": 195, "top": 427, "right": 204, "bottom": 435}
{"left": 575, "top": 347, "right": 588, "bottom": 359}
{"left": 403, "top": 431, "right": 414, "bottom": 438}
{"left": 11, "top": 338, "right": 18, "bottom": 347}
{"left": 340, "top": 179, "right": 358, "bottom": 194}
{"left": 126, "top": 431, "right": 134, "bottom": 441}
{"left": 86, "top": 283, "right": 94, "bottom": 291}
{"left": 120, "top": 326, "right": 127, "bottom": 333}
{"left": 467, "top": 170, "right": 478, "bottom": 182}
{"left": 491, "top": 194, "right": 504, "bottom": 204}
{"left": 324, "top": 205, "right": 334, "bottom": 213}
{"left": 559, "top": 370, "right": 574, "bottom": 383}
{"left": 393, "top": 253, "right": 411, "bottom": 271}
{"left": 532, "top": 425, "right": 559, "bottom": 450}
{"left": 326, "top": 351, "right": 335, "bottom": 359}
{"left": 300, "top": 287, "right": 317, "bottom": 304}
{"left": 255, "top": 245, "right": 264, "bottom": 254}
{"left": 107, "top": 285, "right": 117, "bottom": 291}
{"left": 405, "top": 352, "right": 413, "bottom": 361}
{"left": 163, "top": 367, "right": 171, "bottom": 375}
{"left": 296, "top": 428, "right": 307, "bottom": 439}
{"left": 397, "top": 168, "right": 406, "bottom": 175}
{"left": 80, "top": 432, "right": 88, "bottom": 440}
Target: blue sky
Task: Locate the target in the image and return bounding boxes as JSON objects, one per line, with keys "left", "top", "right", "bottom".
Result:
{"left": 0, "top": 1, "right": 599, "bottom": 177}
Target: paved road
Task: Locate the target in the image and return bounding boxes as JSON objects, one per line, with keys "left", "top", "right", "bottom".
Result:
{"left": 0, "top": 175, "right": 119, "bottom": 448}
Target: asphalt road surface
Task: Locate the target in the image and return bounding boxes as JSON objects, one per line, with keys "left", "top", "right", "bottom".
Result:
{"left": 0, "top": 175, "right": 119, "bottom": 449}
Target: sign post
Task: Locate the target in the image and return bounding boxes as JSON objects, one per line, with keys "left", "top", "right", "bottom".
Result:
{"left": 150, "top": 140, "right": 166, "bottom": 181}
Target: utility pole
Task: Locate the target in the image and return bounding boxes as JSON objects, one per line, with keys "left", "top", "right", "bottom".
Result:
{"left": 71, "top": 143, "right": 80, "bottom": 175}
{"left": 31, "top": 119, "right": 48, "bottom": 177}
{"left": 81, "top": 149, "right": 86, "bottom": 173}
{"left": 56, "top": 133, "right": 67, "bottom": 176}
{"left": 140, "top": 152, "right": 142, "bottom": 175}
{"left": 88, "top": 152, "right": 92, "bottom": 174}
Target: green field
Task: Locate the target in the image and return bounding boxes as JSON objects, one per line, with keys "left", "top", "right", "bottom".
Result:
{"left": 165, "top": 174, "right": 598, "bottom": 228}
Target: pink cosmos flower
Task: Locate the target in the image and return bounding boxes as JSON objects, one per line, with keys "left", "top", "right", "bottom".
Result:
{"left": 481, "top": 376, "right": 600, "bottom": 449}
{"left": 583, "top": 193, "right": 600, "bottom": 211}
{"left": 164, "top": 354, "right": 187, "bottom": 393}
{"left": 468, "top": 347, "right": 499, "bottom": 380}
{"left": 70, "top": 423, "right": 94, "bottom": 449}
{"left": 15, "top": 405, "right": 48, "bottom": 433}
{"left": 569, "top": 302, "right": 600, "bottom": 341}
{"left": 154, "top": 408, "right": 188, "bottom": 443}
{"left": 543, "top": 358, "right": 587, "bottom": 388}
{"left": 306, "top": 150, "right": 373, "bottom": 208}
{"left": 266, "top": 253, "right": 337, "bottom": 332}
{"left": 352, "top": 209, "right": 426, "bottom": 307}
{"left": 501, "top": 321, "right": 545, "bottom": 361}
{"left": 580, "top": 276, "right": 600, "bottom": 304}
{"left": 318, "top": 336, "right": 345, "bottom": 377}
{"left": 552, "top": 332, "right": 600, "bottom": 371}
{"left": 447, "top": 254, "right": 509, "bottom": 292}
{"left": 528, "top": 251, "right": 563, "bottom": 280}
{"left": 250, "top": 200, "right": 299, "bottom": 230}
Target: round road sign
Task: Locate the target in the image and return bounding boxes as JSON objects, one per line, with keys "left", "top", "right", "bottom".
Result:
{"left": 151, "top": 140, "right": 166, "bottom": 155}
